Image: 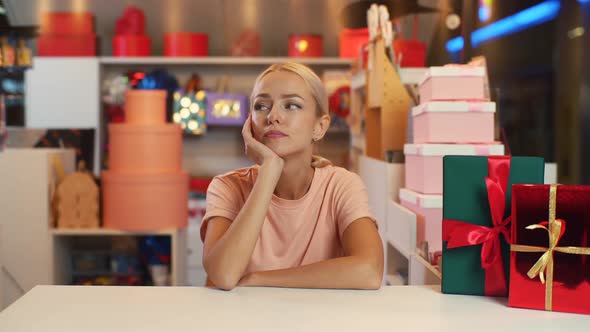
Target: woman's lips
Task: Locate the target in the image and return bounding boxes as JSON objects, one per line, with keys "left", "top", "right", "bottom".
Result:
{"left": 264, "top": 131, "right": 287, "bottom": 138}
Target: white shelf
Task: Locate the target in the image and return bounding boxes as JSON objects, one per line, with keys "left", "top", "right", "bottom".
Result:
{"left": 399, "top": 67, "right": 428, "bottom": 85}
{"left": 409, "top": 252, "right": 442, "bottom": 286}
{"left": 99, "top": 56, "right": 353, "bottom": 66}
{"left": 351, "top": 71, "right": 366, "bottom": 90}
{"left": 385, "top": 273, "right": 406, "bottom": 286}
{"left": 51, "top": 228, "right": 178, "bottom": 236}
{"left": 350, "top": 67, "right": 428, "bottom": 90}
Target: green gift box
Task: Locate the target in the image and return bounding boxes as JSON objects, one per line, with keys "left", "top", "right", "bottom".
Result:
{"left": 442, "top": 155, "right": 544, "bottom": 296}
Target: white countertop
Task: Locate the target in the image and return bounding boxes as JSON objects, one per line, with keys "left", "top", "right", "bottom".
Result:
{"left": 0, "top": 285, "right": 588, "bottom": 331}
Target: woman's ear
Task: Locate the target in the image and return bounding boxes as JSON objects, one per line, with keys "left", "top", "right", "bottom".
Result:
{"left": 313, "top": 114, "right": 331, "bottom": 142}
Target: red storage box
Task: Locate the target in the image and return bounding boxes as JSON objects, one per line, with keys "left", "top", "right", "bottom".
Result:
{"left": 394, "top": 40, "right": 426, "bottom": 67}
{"left": 164, "top": 32, "right": 208, "bottom": 56}
{"left": 113, "top": 35, "right": 151, "bottom": 56}
{"left": 288, "top": 34, "right": 323, "bottom": 57}
{"left": 339, "top": 28, "right": 368, "bottom": 59}
{"left": 41, "top": 12, "right": 94, "bottom": 35}
{"left": 37, "top": 35, "right": 97, "bottom": 56}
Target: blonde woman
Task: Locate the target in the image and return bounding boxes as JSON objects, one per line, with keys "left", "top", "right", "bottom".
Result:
{"left": 201, "top": 63, "right": 383, "bottom": 290}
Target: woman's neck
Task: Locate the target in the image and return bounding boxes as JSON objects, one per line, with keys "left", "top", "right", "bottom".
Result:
{"left": 273, "top": 155, "right": 315, "bottom": 200}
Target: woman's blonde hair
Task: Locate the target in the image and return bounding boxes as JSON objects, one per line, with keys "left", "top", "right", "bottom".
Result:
{"left": 251, "top": 62, "right": 329, "bottom": 117}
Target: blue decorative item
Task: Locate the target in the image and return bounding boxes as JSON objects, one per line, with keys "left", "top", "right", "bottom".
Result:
{"left": 135, "top": 69, "right": 179, "bottom": 122}
{"left": 139, "top": 236, "right": 171, "bottom": 266}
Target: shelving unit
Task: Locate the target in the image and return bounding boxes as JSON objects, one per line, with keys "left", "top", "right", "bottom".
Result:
{"left": 51, "top": 228, "right": 178, "bottom": 236}
{"left": 52, "top": 228, "right": 187, "bottom": 288}
{"left": 99, "top": 56, "right": 352, "bottom": 66}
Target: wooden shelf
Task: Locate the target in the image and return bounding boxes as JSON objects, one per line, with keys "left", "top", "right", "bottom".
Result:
{"left": 409, "top": 252, "right": 442, "bottom": 286}
{"left": 51, "top": 228, "right": 178, "bottom": 236}
{"left": 99, "top": 56, "right": 353, "bottom": 66}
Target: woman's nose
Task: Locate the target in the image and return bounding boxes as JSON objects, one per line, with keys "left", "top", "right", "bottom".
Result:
{"left": 266, "top": 104, "right": 282, "bottom": 124}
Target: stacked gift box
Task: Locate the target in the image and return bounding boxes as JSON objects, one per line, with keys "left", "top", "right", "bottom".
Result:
{"left": 399, "top": 65, "right": 504, "bottom": 260}
{"left": 102, "top": 89, "right": 189, "bottom": 231}
{"left": 38, "top": 12, "right": 97, "bottom": 56}
{"left": 411, "top": 66, "right": 590, "bottom": 315}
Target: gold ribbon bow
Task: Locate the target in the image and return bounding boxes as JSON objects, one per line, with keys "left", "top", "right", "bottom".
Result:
{"left": 510, "top": 184, "right": 590, "bottom": 311}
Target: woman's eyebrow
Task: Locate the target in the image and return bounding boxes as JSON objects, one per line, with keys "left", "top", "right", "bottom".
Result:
{"left": 281, "top": 94, "right": 304, "bottom": 100}
{"left": 254, "top": 93, "right": 304, "bottom": 100}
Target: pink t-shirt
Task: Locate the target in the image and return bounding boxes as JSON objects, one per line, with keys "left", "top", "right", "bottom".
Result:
{"left": 201, "top": 165, "right": 376, "bottom": 273}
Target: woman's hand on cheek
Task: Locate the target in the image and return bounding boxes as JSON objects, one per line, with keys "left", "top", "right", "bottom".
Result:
{"left": 242, "top": 114, "right": 284, "bottom": 171}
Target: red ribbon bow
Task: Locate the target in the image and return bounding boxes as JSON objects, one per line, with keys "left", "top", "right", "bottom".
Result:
{"left": 442, "top": 157, "right": 512, "bottom": 296}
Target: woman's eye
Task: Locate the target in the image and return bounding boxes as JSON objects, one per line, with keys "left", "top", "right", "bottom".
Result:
{"left": 254, "top": 103, "right": 271, "bottom": 111}
{"left": 285, "top": 103, "right": 301, "bottom": 110}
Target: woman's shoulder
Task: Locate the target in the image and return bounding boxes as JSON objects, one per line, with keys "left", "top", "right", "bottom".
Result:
{"left": 318, "top": 165, "right": 363, "bottom": 187}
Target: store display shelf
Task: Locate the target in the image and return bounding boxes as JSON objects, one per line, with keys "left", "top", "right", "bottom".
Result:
{"left": 99, "top": 56, "right": 353, "bottom": 66}
{"left": 71, "top": 271, "right": 143, "bottom": 277}
{"left": 350, "top": 70, "right": 366, "bottom": 90}
{"left": 351, "top": 67, "right": 428, "bottom": 89}
{"left": 409, "top": 252, "right": 441, "bottom": 285}
{"left": 51, "top": 228, "right": 178, "bottom": 236}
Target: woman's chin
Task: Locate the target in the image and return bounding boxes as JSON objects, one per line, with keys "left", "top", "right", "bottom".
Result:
{"left": 267, "top": 146, "right": 311, "bottom": 160}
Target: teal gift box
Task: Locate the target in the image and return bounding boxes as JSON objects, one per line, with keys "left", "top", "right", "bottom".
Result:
{"left": 442, "top": 155, "right": 544, "bottom": 296}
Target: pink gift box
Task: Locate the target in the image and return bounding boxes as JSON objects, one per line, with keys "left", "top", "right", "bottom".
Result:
{"left": 413, "top": 101, "right": 495, "bottom": 144}
{"left": 419, "top": 67, "right": 487, "bottom": 103}
{"left": 399, "top": 188, "right": 442, "bottom": 252}
{"left": 404, "top": 143, "right": 504, "bottom": 194}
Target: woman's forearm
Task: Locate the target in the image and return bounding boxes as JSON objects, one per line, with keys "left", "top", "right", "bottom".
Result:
{"left": 239, "top": 255, "right": 383, "bottom": 290}
{"left": 203, "top": 163, "right": 281, "bottom": 290}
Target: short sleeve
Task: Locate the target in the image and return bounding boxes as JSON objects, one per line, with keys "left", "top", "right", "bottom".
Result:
{"left": 200, "top": 176, "right": 242, "bottom": 242}
{"left": 333, "top": 171, "right": 377, "bottom": 241}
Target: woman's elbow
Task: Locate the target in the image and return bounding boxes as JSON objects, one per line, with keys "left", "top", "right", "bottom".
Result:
{"left": 206, "top": 272, "right": 239, "bottom": 291}
{"left": 361, "top": 259, "right": 383, "bottom": 290}
{"left": 203, "top": 260, "right": 240, "bottom": 290}
{"left": 214, "top": 278, "right": 238, "bottom": 291}
{"left": 366, "top": 272, "right": 382, "bottom": 290}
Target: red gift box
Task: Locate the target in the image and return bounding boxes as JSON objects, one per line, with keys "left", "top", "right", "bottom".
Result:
{"left": 37, "top": 35, "right": 97, "bottom": 56}
{"left": 288, "top": 34, "right": 323, "bottom": 57}
{"left": 113, "top": 35, "right": 151, "bottom": 56}
{"left": 339, "top": 28, "right": 368, "bottom": 59}
{"left": 41, "top": 12, "right": 94, "bottom": 35}
{"left": 393, "top": 40, "right": 426, "bottom": 67}
{"left": 164, "top": 32, "right": 208, "bottom": 56}
{"left": 509, "top": 184, "right": 590, "bottom": 315}
{"left": 116, "top": 7, "right": 146, "bottom": 35}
